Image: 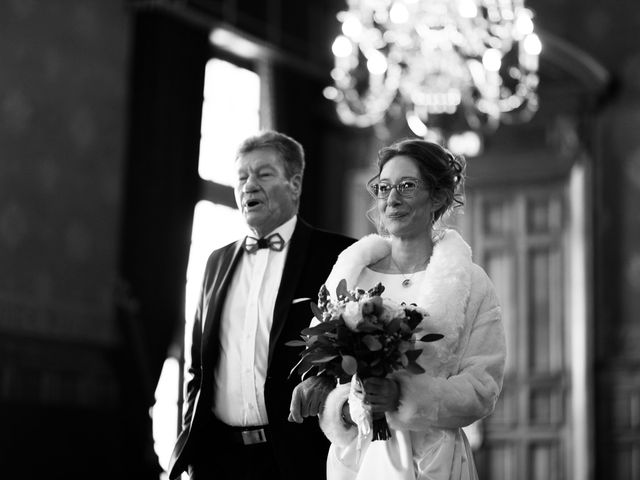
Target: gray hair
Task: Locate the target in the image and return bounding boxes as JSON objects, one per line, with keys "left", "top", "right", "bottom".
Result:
{"left": 236, "top": 130, "right": 305, "bottom": 180}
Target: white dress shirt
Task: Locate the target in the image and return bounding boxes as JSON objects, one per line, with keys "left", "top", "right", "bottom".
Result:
{"left": 213, "top": 215, "right": 297, "bottom": 426}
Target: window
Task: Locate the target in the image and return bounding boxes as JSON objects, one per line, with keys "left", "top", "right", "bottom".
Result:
{"left": 152, "top": 57, "right": 262, "bottom": 477}
{"left": 198, "top": 58, "right": 261, "bottom": 186}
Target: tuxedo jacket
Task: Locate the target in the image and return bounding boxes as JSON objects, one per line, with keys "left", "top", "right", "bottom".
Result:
{"left": 168, "top": 218, "right": 354, "bottom": 479}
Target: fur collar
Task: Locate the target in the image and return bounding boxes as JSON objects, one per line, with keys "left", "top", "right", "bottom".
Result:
{"left": 325, "top": 229, "right": 473, "bottom": 340}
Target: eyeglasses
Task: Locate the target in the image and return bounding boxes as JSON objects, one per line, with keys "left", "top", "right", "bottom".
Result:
{"left": 367, "top": 178, "right": 426, "bottom": 199}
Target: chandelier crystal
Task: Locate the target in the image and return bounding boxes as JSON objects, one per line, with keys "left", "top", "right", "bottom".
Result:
{"left": 325, "top": 0, "right": 541, "bottom": 145}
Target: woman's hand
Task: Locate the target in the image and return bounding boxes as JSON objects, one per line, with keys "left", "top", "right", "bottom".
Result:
{"left": 351, "top": 376, "right": 400, "bottom": 414}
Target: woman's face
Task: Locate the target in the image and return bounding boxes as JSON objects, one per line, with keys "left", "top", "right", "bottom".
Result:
{"left": 377, "top": 155, "right": 437, "bottom": 239}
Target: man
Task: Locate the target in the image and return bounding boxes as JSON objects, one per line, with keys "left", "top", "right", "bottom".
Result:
{"left": 168, "top": 131, "right": 354, "bottom": 480}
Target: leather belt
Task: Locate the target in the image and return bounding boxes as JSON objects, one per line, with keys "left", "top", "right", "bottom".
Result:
{"left": 233, "top": 427, "right": 268, "bottom": 445}
{"left": 211, "top": 415, "right": 269, "bottom": 446}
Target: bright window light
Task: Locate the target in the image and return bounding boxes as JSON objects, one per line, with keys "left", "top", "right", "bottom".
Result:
{"left": 184, "top": 201, "right": 246, "bottom": 325}
{"left": 152, "top": 357, "right": 180, "bottom": 475}
{"left": 198, "top": 59, "right": 260, "bottom": 186}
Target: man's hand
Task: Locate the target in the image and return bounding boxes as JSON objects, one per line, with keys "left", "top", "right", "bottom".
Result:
{"left": 288, "top": 375, "right": 335, "bottom": 423}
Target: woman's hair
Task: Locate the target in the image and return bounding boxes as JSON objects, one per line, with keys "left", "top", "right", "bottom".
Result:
{"left": 371, "top": 138, "right": 466, "bottom": 227}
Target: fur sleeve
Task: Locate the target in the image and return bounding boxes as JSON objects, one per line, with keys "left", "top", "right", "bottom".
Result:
{"left": 387, "top": 269, "right": 506, "bottom": 430}
{"left": 318, "top": 383, "right": 358, "bottom": 447}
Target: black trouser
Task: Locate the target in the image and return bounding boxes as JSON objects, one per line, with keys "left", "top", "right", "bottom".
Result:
{"left": 188, "top": 416, "right": 281, "bottom": 480}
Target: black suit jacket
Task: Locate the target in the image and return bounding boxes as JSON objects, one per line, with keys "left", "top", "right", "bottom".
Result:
{"left": 168, "top": 218, "right": 354, "bottom": 479}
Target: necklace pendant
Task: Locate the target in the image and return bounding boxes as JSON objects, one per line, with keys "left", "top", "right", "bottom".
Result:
{"left": 401, "top": 278, "right": 411, "bottom": 288}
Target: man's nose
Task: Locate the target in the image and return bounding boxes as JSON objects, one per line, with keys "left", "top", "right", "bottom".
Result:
{"left": 243, "top": 174, "right": 260, "bottom": 192}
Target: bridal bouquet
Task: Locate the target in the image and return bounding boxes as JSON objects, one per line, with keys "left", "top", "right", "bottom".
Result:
{"left": 287, "top": 279, "right": 443, "bottom": 440}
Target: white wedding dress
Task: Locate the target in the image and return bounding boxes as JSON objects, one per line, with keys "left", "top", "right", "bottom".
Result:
{"left": 318, "top": 231, "right": 505, "bottom": 480}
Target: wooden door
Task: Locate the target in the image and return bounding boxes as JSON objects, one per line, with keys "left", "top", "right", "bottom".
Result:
{"left": 463, "top": 183, "right": 573, "bottom": 479}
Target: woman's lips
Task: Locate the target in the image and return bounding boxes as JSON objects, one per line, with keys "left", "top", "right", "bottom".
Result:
{"left": 386, "top": 211, "right": 408, "bottom": 219}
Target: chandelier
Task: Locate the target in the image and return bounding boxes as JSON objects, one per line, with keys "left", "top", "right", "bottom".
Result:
{"left": 324, "top": 0, "right": 542, "bottom": 151}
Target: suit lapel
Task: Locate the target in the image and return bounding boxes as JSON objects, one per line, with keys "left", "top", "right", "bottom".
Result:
{"left": 268, "top": 219, "right": 312, "bottom": 367}
{"left": 201, "top": 240, "right": 244, "bottom": 365}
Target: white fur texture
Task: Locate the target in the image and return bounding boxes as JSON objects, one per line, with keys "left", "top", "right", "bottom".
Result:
{"left": 321, "top": 229, "right": 505, "bottom": 432}
{"left": 319, "top": 383, "right": 357, "bottom": 447}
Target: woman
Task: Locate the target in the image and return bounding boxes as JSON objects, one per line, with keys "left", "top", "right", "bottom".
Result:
{"left": 318, "top": 139, "right": 506, "bottom": 480}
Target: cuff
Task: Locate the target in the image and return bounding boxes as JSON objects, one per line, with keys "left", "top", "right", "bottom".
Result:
{"left": 318, "top": 383, "right": 358, "bottom": 447}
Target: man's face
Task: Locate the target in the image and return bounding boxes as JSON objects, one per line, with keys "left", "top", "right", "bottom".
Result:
{"left": 234, "top": 148, "right": 301, "bottom": 238}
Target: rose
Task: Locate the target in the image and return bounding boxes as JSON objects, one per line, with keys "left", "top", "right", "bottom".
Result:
{"left": 360, "top": 296, "right": 384, "bottom": 326}
{"left": 378, "top": 299, "right": 405, "bottom": 323}
{"left": 361, "top": 296, "right": 384, "bottom": 320}
{"left": 342, "top": 301, "right": 364, "bottom": 330}
{"left": 344, "top": 296, "right": 389, "bottom": 330}
{"left": 361, "top": 296, "right": 383, "bottom": 316}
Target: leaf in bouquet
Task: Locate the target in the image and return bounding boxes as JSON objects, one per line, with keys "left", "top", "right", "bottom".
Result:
{"left": 336, "top": 279, "right": 354, "bottom": 301}
{"left": 311, "top": 354, "right": 339, "bottom": 364}
{"left": 314, "top": 335, "right": 334, "bottom": 346}
{"left": 300, "top": 342, "right": 330, "bottom": 355}
{"left": 405, "top": 309, "right": 424, "bottom": 330}
{"left": 336, "top": 323, "right": 353, "bottom": 343}
{"left": 303, "top": 350, "right": 338, "bottom": 365}
{"left": 301, "top": 319, "right": 341, "bottom": 336}
{"left": 289, "top": 355, "right": 316, "bottom": 378}
{"left": 310, "top": 302, "right": 324, "bottom": 321}
{"left": 405, "top": 349, "right": 423, "bottom": 362}
{"left": 362, "top": 335, "right": 383, "bottom": 351}
{"left": 367, "top": 282, "right": 385, "bottom": 297}
{"left": 397, "top": 340, "right": 411, "bottom": 353}
{"left": 398, "top": 320, "right": 411, "bottom": 334}
{"left": 386, "top": 317, "right": 402, "bottom": 333}
{"left": 284, "top": 339, "right": 308, "bottom": 347}
{"left": 405, "top": 362, "right": 426, "bottom": 374}
{"left": 419, "top": 333, "right": 444, "bottom": 342}
{"left": 341, "top": 354, "right": 358, "bottom": 375}
{"left": 370, "top": 364, "right": 385, "bottom": 377}
{"left": 318, "top": 284, "right": 330, "bottom": 306}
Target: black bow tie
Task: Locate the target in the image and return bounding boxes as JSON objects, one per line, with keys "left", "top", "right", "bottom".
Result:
{"left": 243, "top": 233, "right": 285, "bottom": 254}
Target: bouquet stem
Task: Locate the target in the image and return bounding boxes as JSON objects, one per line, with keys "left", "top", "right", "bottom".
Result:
{"left": 372, "top": 415, "right": 392, "bottom": 441}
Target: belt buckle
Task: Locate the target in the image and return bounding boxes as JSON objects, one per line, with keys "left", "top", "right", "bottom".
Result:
{"left": 241, "top": 428, "right": 267, "bottom": 445}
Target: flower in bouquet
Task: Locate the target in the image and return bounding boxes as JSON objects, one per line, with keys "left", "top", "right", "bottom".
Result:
{"left": 287, "top": 279, "right": 443, "bottom": 441}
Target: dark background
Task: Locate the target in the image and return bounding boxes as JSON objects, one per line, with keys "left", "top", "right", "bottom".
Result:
{"left": 1, "top": 0, "right": 639, "bottom": 478}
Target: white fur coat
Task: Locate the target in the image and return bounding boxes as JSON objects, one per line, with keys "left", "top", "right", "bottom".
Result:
{"left": 319, "top": 229, "right": 506, "bottom": 480}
